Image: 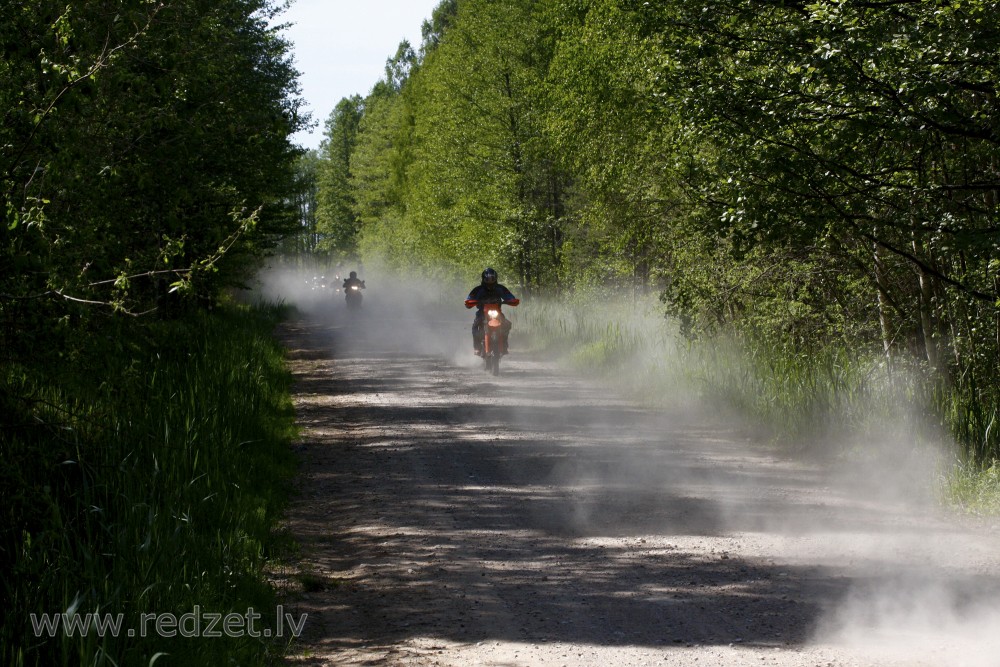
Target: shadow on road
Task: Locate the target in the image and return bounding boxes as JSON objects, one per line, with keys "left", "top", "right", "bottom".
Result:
{"left": 276, "top": 313, "right": 1000, "bottom": 664}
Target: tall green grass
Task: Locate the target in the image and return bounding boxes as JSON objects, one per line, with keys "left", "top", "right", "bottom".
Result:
{"left": 515, "top": 294, "right": 1000, "bottom": 508}
{"left": 1, "top": 305, "right": 297, "bottom": 666}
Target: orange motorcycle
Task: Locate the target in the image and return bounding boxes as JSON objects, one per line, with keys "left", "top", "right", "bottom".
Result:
{"left": 465, "top": 296, "right": 519, "bottom": 375}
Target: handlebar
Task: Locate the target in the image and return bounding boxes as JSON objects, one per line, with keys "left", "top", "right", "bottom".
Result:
{"left": 465, "top": 298, "right": 519, "bottom": 309}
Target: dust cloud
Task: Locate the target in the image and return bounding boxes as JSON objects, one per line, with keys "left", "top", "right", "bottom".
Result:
{"left": 504, "top": 294, "right": 1000, "bottom": 666}
{"left": 248, "top": 258, "right": 481, "bottom": 365}
{"left": 814, "top": 576, "right": 1000, "bottom": 666}
{"left": 256, "top": 262, "right": 1000, "bottom": 665}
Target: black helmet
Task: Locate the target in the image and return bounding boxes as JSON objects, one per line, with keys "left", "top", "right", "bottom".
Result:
{"left": 481, "top": 267, "right": 498, "bottom": 287}
{"left": 349, "top": 271, "right": 357, "bottom": 279}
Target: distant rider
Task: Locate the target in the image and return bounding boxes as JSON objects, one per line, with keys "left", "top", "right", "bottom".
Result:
{"left": 465, "top": 268, "right": 518, "bottom": 356}
{"left": 342, "top": 271, "right": 365, "bottom": 292}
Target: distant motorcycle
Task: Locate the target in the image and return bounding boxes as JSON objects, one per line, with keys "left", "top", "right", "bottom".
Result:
{"left": 465, "top": 296, "right": 519, "bottom": 375}
{"left": 343, "top": 277, "right": 365, "bottom": 311}
{"left": 345, "top": 283, "right": 363, "bottom": 310}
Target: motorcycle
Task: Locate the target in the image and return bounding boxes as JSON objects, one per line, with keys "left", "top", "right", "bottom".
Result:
{"left": 465, "top": 296, "right": 519, "bottom": 375}
{"left": 344, "top": 280, "right": 365, "bottom": 311}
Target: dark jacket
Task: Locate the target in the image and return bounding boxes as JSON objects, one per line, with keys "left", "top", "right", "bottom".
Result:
{"left": 466, "top": 283, "right": 516, "bottom": 312}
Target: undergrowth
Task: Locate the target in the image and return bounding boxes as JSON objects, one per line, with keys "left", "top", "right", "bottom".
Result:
{"left": 513, "top": 294, "right": 1000, "bottom": 514}
{"left": 1, "top": 304, "right": 298, "bottom": 666}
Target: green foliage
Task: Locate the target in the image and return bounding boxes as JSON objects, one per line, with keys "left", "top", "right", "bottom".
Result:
{"left": 544, "top": 0, "right": 685, "bottom": 287}
{"left": 0, "top": 3, "right": 306, "bottom": 662}
{"left": 283, "top": 149, "right": 322, "bottom": 255}
{"left": 1, "top": 305, "right": 298, "bottom": 666}
{"left": 316, "top": 96, "right": 363, "bottom": 257}
{"left": 350, "top": 86, "right": 415, "bottom": 244}
{"left": 420, "top": 0, "right": 458, "bottom": 54}
{"left": 306, "top": 0, "right": 569, "bottom": 287}
{"left": 948, "top": 461, "right": 1000, "bottom": 516}
{"left": 1, "top": 0, "right": 305, "bottom": 329}
{"left": 519, "top": 290, "right": 1000, "bottom": 512}
{"left": 311, "top": 0, "right": 1000, "bottom": 466}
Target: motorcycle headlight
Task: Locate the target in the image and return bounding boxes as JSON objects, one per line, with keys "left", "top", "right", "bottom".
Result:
{"left": 351, "top": 285, "right": 359, "bottom": 290}
{"left": 487, "top": 309, "right": 500, "bottom": 318}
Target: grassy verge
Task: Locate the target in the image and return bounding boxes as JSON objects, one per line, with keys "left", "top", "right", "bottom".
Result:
{"left": 948, "top": 461, "right": 1000, "bottom": 516}
{"left": 1, "top": 305, "right": 298, "bottom": 666}
{"left": 513, "top": 293, "right": 1000, "bottom": 513}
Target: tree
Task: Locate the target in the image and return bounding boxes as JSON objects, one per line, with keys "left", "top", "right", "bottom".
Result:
{"left": 316, "top": 95, "right": 363, "bottom": 256}
{"left": 280, "top": 149, "right": 321, "bottom": 255}
{"left": 1, "top": 0, "right": 305, "bottom": 333}
{"left": 397, "top": 0, "right": 568, "bottom": 287}
{"left": 651, "top": 1, "right": 1000, "bottom": 364}
{"left": 1, "top": 1, "right": 307, "bottom": 661}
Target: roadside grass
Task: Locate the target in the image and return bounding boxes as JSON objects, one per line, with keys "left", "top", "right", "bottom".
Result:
{"left": 513, "top": 294, "right": 1000, "bottom": 514}
{"left": 1, "top": 305, "right": 298, "bottom": 666}
{"left": 948, "top": 461, "right": 1000, "bottom": 516}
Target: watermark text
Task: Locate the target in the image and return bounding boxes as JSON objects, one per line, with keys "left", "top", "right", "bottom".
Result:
{"left": 30, "top": 606, "right": 307, "bottom": 639}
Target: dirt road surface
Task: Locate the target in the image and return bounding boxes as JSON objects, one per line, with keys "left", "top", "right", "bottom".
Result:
{"left": 275, "top": 306, "right": 1000, "bottom": 667}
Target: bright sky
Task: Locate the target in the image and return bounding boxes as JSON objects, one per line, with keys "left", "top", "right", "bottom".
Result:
{"left": 278, "top": 0, "right": 442, "bottom": 151}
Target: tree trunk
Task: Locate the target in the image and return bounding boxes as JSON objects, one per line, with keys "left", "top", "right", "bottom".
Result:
{"left": 873, "top": 242, "right": 894, "bottom": 371}
{"left": 995, "top": 274, "right": 1000, "bottom": 353}
{"left": 912, "top": 235, "right": 943, "bottom": 378}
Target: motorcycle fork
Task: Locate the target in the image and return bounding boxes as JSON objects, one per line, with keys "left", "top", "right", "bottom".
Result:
{"left": 485, "top": 322, "right": 502, "bottom": 356}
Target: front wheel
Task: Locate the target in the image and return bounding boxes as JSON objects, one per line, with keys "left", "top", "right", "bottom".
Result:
{"left": 486, "top": 332, "right": 501, "bottom": 375}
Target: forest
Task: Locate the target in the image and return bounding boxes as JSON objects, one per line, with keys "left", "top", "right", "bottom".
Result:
{"left": 2, "top": 1, "right": 304, "bottom": 664}
{"left": 3, "top": 0, "right": 1000, "bottom": 665}
{"left": 309, "top": 0, "right": 1000, "bottom": 468}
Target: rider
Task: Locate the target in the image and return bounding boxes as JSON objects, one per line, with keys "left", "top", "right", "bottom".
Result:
{"left": 342, "top": 271, "right": 365, "bottom": 291}
{"left": 465, "top": 267, "right": 518, "bottom": 356}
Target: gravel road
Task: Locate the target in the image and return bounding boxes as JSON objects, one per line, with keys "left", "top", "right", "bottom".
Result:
{"left": 275, "top": 305, "right": 1000, "bottom": 667}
